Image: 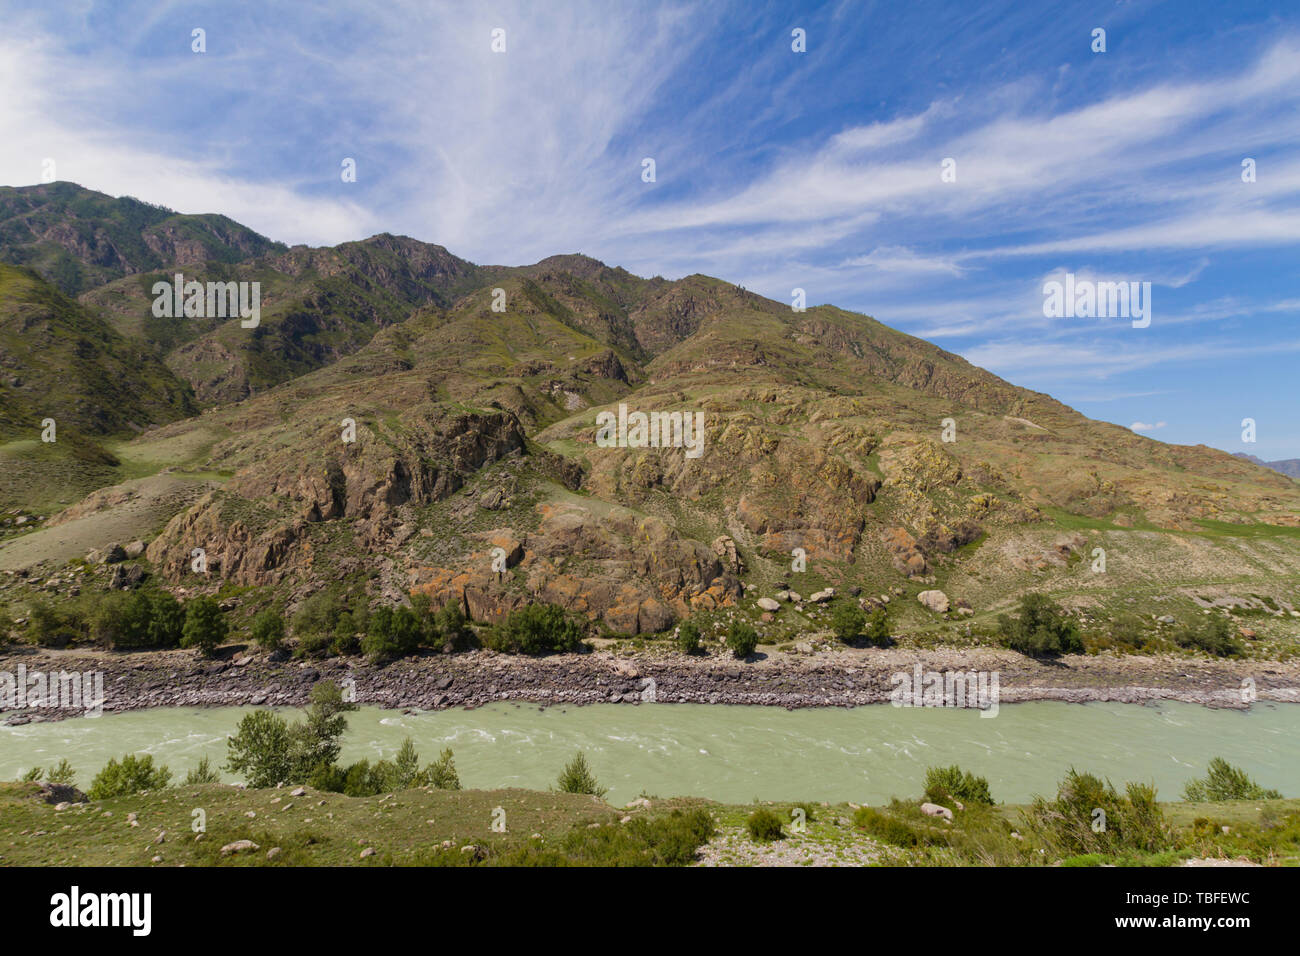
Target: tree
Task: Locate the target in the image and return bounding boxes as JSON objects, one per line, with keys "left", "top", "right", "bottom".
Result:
{"left": 426, "top": 747, "right": 462, "bottom": 790}
{"left": 290, "top": 680, "right": 358, "bottom": 778}
{"left": 556, "top": 751, "right": 607, "bottom": 797}
{"left": 181, "top": 596, "right": 227, "bottom": 656}
{"left": 146, "top": 591, "right": 186, "bottom": 647}
{"left": 250, "top": 608, "right": 286, "bottom": 651}
{"left": 224, "top": 710, "right": 296, "bottom": 788}
{"left": 392, "top": 738, "right": 422, "bottom": 789}
{"left": 486, "top": 603, "right": 585, "bottom": 655}
{"left": 726, "top": 621, "right": 758, "bottom": 660}
{"left": 676, "top": 620, "right": 701, "bottom": 655}
{"left": 88, "top": 753, "right": 172, "bottom": 799}
{"left": 999, "top": 594, "right": 1082, "bottom": 657}
{"left": 183, "top": 755, "right": 221, "bottom": 785}
{"left": 362, "top": 605, "right": 423, "bottom": 662}
{"left": 436, "top": 602, "right": 472, "bottom": 651}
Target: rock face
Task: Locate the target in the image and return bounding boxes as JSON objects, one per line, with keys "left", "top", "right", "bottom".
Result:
{"left": 917, "top": 590, "right": 950, "bottom": 613}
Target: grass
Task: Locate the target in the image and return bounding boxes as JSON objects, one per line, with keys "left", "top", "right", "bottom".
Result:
{"left": 6, "top": 778, "right": 1300, "bottom": 867}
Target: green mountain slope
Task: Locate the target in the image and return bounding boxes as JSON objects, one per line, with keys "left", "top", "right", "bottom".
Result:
{"left": 0, "top": 182, "right": 284, "bottom": 295}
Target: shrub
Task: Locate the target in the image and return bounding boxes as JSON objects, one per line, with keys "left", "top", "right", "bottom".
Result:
{"left": 361, "top": 605, "right": 423, "bottom": 662}
{"left": 27, "top": 600, "right": 84, "bottom": 647}
{"left": 486, "top": 604, "right": 585, "bottom": 655}
{"left": 146, "top": 592, "right": 185, "bottom": 647}
{"left": 391, "top": 738, "right": 422, "bottom": 789}
{"left": 864, "top": 607, "right": 890, "bottom": 646}
{"left": 1173, "top": 616, "right": 1242, "bottom": 658}
{"left": 47, "top": 759, "right": 77, "bottom": 786}
{"left": 746, "top": 808, "right": 785, "bottom": 842}
{"left": 1110, "top": 612, "right": 1149, "bottom": 650}
{"left": 426, "top": 747, "right": 462, "bottom": 790}
{"left": 250, "top": 609, "right": 286, "bottom": 651}
{"left": 924, "top": 765, "right": 994, "bottom": 807}
{"left": 999, "top": 594, "right": 1083, "bottom": 657}
{"left": 556, "top": 751, "right": 607, "bottom": 797}
{"left": 88, "top": 753, "right": 172, "bottom": 799}
{"left": 831, "top": 604, "right": 865, "bottom": 644}
{"left": 181, "top": 596, "right": 227, "bottom": 656}
{"left": 1182, "top": 757, "right": 1281, "bottom": 802}
{"left": 92, "top": 590, "right": 184, "bottom": 649}
{"left": 853, "top": 806, "right": 942, "bottom": 848}
{"left": 676, "top": 620, "right": 701, "bottom": 655}
{"left": 183, "top": 755, "right": 221, "bottom": 785}
{"left": 436, "top": 602, "right": 472, "bottom": 651}
{"left": 726, "top": 621, "right": 758, "bottom": 659}
{"left": 1020, "top": 769, "right": 1170, "bottom": 857}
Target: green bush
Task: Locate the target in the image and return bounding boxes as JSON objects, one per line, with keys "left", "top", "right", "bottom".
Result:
{"left": 831, "top": 604, "right": 865, "bottom": 644}
{"left": 181, "top": 596, "right": 227, "bottom": 656}
{"left": 436, "top": 602, "right": 472, "bottom": 651}
{"left": 1182, "top": 757, "right": 1281, "bottom": 802}
{"left": 1173, "top": 616, "right": 1242, "bottom": 658}
{"left": 1020, "top": 769, "right": 1170, "bottom": 857}
{"left": 852, "top": 806, "right": 944, "bottom": 848}
{"left": 676, "top": 620, "right": 701, "bottom": 655}
{"left": 745, "top": 808, "right": 785, "bottom": 842}
{"left": 250, "top": 609, "right": 286, "bottom": 651}
{"left": 556, "top": 751, "right": 606, "bottom": 797}
{"left": 924, "top": 765, "right": 995, "bottom": 807}
{"left": 361, "top": 605, "right": 423, "bottom": 662}
{"left": 1110, "top": 612, "right": 1150, "bottom": 650}
{"left": 426, "top": 747, "right": 462, "bottom": 791}
{"left": 485, "top": 604, "right": 585, "bottom": 655}
{"left": 27, "top": 600, "right": 84, "bottom": 647}
{"left": 726, "top": 621, "right": 758, "bottom": 659}
{"left": 91, "top": 590, "right": 184, "bottom": 649}
{"left": 88, "top": 753, "right": 172, "bottom": 799}
{"left": 999, "top": 594, "right": 1083, "bottom": 657}
{"left": 183, "top": 755, "right": 221, "bottom": 785}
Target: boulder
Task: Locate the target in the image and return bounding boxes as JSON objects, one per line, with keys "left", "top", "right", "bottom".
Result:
{"left": 220, "top": 840, "right": 260, "bottom": 855}
{"left": 808, "top": 589, "right": 834, "bottom": 604}
{"left": 756, "top": 597, "right": 780, "bottom": 612}
{"left": 917, "top": 590, "right": 950, "bottom": 613}
{"left": 920, "top": 802, "right": 954, "bottom": 821}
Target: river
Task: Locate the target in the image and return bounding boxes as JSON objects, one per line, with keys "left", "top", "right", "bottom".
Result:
{"left": 4, "top": 700, "right": 1297, "bottom": 804}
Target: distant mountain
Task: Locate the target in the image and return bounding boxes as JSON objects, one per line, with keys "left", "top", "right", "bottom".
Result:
{"left": 0, "top": 182, "right": 284, "bottom": 295}
{"left": 2, "top": 183, "right": 1298, "bottom": 639}
{"left": 1233, "top": 453, "right": 1300, "bottom": 479}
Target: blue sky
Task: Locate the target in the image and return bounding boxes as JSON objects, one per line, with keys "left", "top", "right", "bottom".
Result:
{"left": 2, "top": 0, "right": 1298, "bottom": 458}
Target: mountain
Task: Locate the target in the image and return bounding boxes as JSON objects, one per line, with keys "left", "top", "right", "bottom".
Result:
{"left": 1234, "top": 453, "right": 1300, "bottom": 480}
{"left": 80, "top": 233, "right": 493, "bottom": 403}
{"left": 0, "top": 263, "right": 198, "bottom": 515}
{"left": 0, "top": 183, "right": 284, "bottom": 295}
{"left": 1, "top": 185, "right": 1298, "bottom": 643}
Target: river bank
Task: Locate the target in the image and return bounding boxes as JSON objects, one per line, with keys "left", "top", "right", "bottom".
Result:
{"left": 3, "top": 643, "right": 1298, "bottom": 723}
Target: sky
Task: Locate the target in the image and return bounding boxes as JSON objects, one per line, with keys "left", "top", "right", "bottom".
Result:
{"left": 2, "top": 0, "right": 1298, "bottom": 459}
